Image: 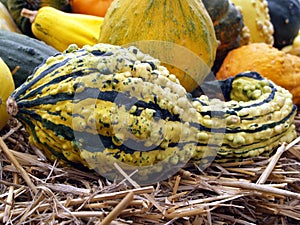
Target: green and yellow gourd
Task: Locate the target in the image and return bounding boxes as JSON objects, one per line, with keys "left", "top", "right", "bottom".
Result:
{"left": 7, "top": 44, "right": 297, "bottom": 182}
{"left": 98, "top": 0, "right": 218, "bottom": 92}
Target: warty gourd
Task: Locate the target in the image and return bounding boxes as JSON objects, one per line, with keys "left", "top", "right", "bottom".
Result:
{"left": 6, "top": 44, "right": 297, "bottom": 183}
{"left": 230, "top": 0, "right": 274, "bottom": 45}
{"left": 216, "top": 43, "right": 300, "bottom": 105}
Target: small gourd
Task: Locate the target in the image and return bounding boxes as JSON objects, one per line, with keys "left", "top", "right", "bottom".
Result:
{"left": 0, "top": 57, "right": 14, "bottom": 130}
{"left": 21, "top": 6, "right": 104, "bottom": 52}
{"left": 216, "top": 42, "right": 300, "bottom": 105}
{"left": 98, "top": 0, "right": 218, "bottom": 92}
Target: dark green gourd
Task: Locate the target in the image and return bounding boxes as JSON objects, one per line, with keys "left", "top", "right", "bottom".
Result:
{"left": 202, "top": 0, "right": 249, "bottom": 73}
{"left": 6, "top": 44, "right": 297, "bottom": 182}
{"left": 0, "top": 30, "right": 58, "bottom": 87}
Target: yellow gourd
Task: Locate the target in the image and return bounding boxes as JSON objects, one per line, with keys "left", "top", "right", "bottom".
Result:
{"left": 231, "top": 0, "right": 274, "bottom": 45}
{"left": 21, "top": 6, "right": 104, "bottom": 52}
{"left": 0, "top": 57, "right": 15, "bottom": 130}
{"left": 98, "top": 0, "right": 218, "bottom": 92}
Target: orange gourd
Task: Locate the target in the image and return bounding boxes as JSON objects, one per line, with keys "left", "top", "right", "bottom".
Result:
{"left": 216, "top": 43, "right": 300, "bottom": 105}
{"left": 69, "top": 0, "right": 113, "bottom": 17}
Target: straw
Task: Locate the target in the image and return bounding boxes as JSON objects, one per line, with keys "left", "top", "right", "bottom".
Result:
{"left": 0, "top": 109, "right": 299, "bottom": 224}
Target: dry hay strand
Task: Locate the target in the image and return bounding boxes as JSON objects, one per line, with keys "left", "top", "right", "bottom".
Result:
{"left": 0, "top": 110, "right": 300, "bottom": 225}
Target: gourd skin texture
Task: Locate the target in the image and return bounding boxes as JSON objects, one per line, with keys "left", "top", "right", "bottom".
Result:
{"left": 216, "top": 43, "right": 300, "bottom": 105}
{"left": 0, "top": 57, "right": 15, "bottom": 130}
{"left": 267, "top": 0, "right": 300, "bottom": 49}
{"left": 202, "top": 0, "right": 250, "bottom": 73}
{"left": 231, "top": 0, "right": 274, "bottom": 45}
{"left": 0, "top": 29, "right": 58, "bottom": 87}
{"left": 98, "top": 0, "right": 217, "bottom": 92}
{"left": 30, "top": 6, "right": 104, "bottom": 52}
{"left": 7, "top": 44, "right": 297, "bottom": 181}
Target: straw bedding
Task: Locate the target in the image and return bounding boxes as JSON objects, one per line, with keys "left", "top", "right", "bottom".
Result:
{"left": 0, "top": 109, "right": 299, "bottom": 225}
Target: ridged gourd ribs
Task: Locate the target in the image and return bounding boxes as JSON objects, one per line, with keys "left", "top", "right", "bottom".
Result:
{"left": 6, "top": 44, "right": 297, "bottom": 177}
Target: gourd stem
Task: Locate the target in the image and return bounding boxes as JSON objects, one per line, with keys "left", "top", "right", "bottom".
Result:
{"left": 6, "top": 96, "right": 18, "bottom": 116}
{"left": 20, "top": 8, "right": 38, "bottom": 23}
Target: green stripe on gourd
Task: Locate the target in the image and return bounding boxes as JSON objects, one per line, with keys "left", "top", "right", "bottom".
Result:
{"left": 7, "top": 43, "right": 297, "bottom": 180}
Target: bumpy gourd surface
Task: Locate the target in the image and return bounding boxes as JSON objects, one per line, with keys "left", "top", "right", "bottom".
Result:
{"left": 7, "top": 43, "right": 297, "bottom": 181}
{"left": 231, "top": 0, "right": 274, "bottom": 45}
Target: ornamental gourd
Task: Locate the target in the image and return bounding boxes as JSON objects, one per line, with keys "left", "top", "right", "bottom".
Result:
{"left": 7, "top": 43, "right": 297, "bottom": 182}
{"left": 0, "top": 29, "right": 58, "bottom": 87}
{"left": 0, "top": 57, "right": 14, "bottom": 130}
{"left": 216, "top": 43, "right": 300, "bottom": 105}
{"left": 22, "top": 6, "right": 104, "bottom": 52}
{"left": 267, "top": 0, "right": 300, "bottom": 49}
{"left": 230, "top": 0, "right": 274, "bottom": 45}
{"left": 202, "top": 0, "right": 250, "bottom": 73}
{"left": 98, "top": 0, "right": 218, "bottom": 92}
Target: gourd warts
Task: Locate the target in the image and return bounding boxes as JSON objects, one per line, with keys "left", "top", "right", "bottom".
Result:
{"left": 7, "top": 43, "right": 297, "bottom": 182}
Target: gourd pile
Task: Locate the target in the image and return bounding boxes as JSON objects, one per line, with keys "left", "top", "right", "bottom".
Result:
{"left": 0, "top": 0, "right": 300, "bottom": 181}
